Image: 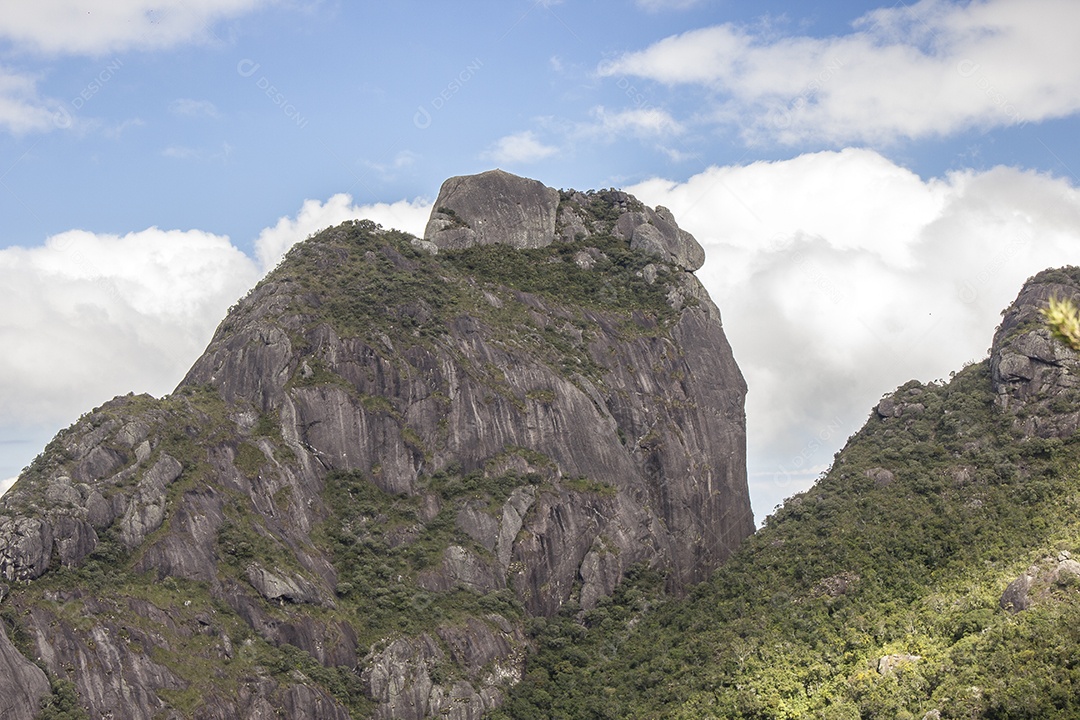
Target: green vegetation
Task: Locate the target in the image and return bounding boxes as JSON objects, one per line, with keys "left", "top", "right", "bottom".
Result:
{"left": 272, "top": 217, "right": 677, "bottom": 334}
{"left": 261, "top": 219, "right": 681, "bottom": 401}
{"left": 494, "top": 360, "right": 1080, "bottom": 718}
{"left": 315, "top": 469, "right": 524, "bottom": 648}
{"left": 36, "top": 676, "right": 88, "bottom": 720}
{"left": 561, "top": 476, "right": 617, "bottom": 497}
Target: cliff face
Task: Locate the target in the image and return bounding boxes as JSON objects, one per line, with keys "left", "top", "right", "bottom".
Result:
{"left": 990, "top": 267, "right": 1080, "bottom": 438}
{"left": 0, "top": 170, "right": 751, "bottom": 719}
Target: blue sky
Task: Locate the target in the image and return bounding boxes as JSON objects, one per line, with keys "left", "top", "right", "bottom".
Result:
{"left": 3, "top": 0, "right": 1080, "bottom": 524}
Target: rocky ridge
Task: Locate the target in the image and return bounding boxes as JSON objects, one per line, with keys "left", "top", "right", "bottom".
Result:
{"left": 0, "top": 170, "right": 751, "bottom": 719}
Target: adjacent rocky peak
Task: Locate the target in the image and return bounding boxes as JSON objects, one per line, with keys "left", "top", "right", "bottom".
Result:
{"left": 424, "top": 169, "right": 706, "bottom": 271}
{"left": 990, "top": 267, "right": 1080, "bottom": 437}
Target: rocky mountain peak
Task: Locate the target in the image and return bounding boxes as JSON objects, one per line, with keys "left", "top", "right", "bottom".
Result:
{"left": 0, "top": 176, "right": 750, "bottom": 719}
{"left": 990, "top": 266, "right": 1080, "bottom": 437}
{"left": 424, "top": 169, "right": 706, "bottom": 270}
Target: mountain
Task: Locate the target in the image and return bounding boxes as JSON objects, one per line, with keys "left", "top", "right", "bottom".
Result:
{"left": 494, "top": 267, "right": 1080, "bottom": 719}
{"left": 0, "top": 170, "right": 753, "bottom": 720}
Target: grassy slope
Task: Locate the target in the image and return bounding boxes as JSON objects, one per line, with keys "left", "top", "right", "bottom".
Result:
{"left": 495, "top": 360, "right": 1080, "bottom": 719}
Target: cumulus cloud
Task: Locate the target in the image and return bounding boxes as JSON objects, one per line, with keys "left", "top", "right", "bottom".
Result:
{"left": 0, "top": 477, "right": 13, "bottom": 496}
{"left": 600, "top": 0, "right": 1080, "bottom": 144}
{"left": 0, "top": 0, "right": 270, "bottom": 55}
{"left": 0, "top": 227, "right": 260, "bottom": 428}
{"left": 482, "top": 131, "right": 558, "bottom": 164}
{"left": 627, "top": 149, "right": 1080, "bottom": 521}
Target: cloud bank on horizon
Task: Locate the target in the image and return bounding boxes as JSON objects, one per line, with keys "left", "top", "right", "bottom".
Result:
{"left": 1, "top": 0, "right": 1079, "bottom": 523}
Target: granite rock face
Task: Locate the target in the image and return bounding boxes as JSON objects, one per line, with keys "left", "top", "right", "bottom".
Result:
{"left": 424, "top": 169, "right": 560, "bottom": 251}
{"left": 0, "top": 171, "right": 751, "bottom": 719}
{"left": 990, "top": 268, "right": 1080, "bottom": 437}
{"left": 0, "top": 622, "right": 50, "bottom": 720}
{"left": 425, "top": 169, "right": 706, "bottom": 270}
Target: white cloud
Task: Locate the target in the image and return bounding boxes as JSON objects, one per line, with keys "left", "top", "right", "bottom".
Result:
{"left": 627, "top": 149, "right": 1080, "bottom": 521}
{"left": 0, "top": 0, "right": 270, "bottom": 55}
{"left": 0, "top": 2, "right": 269, "bottom": 137}
{"left": 590, "top": 106, "right": 684, "bottom": 137}
{"left": 0, "top": 227, "right": 260, "bottom": 428}
{"left": 169, "top": 98, "right": 220, "bottom": 118}
{"left": 482, "top": 131, "right": 558, "bottom": 164}
{"left": 0, "top": 67, "right": 67, "bottom": 134}
{"left": 0, "top": 477, "right": 13, "bottom": 498}
{"left": 600, "top": 0, "right": 1080, "bottom": 144}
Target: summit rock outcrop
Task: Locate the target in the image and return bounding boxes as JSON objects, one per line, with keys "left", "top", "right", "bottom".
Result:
{"left": 425, "top": 169, "right": 706, "bottom": 270}
{"left": 0, "top": 170, "right": 751, "bottom": 719}
{"left": 423, "top": 169, "right": 559, "bottom": 251}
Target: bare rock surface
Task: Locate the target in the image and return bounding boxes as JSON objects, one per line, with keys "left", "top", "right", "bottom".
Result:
{"left": 1000, "top": 551, "right": 1080, "bottom": 613}
{"left": 0, "top": 623, "right": 50, "bottom": 720}
{"left": 425, "top": 169, "right": 706, "bottom": 270}
{"left": 990, "top": 269, "right": 1080, "bottom": 437}
{"left": 425, "top": 169, "right": 559, "bottom": 251}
